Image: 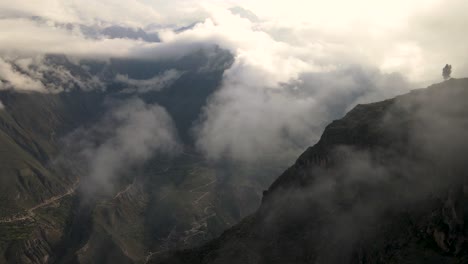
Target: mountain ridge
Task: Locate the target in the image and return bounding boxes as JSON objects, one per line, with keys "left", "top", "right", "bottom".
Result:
{"left": 0, "top": 49, "right": 273, "bottom": 264}
{"left": 152, "top": 78, "right": 468, "bottom": 264}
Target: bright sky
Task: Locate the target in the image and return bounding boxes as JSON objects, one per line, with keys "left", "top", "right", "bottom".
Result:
{"left": 0, "top": 0, "right": 466, "bottom": 83}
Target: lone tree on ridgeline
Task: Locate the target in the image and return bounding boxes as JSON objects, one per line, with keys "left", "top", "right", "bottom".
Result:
{"left": 443, "top": 64, "right": 452, "bottom": 80}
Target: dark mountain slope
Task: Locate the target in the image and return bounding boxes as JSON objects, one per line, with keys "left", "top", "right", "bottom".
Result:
{"left": 0, "top": 46, "right": 233, "bottom": 217}
{"left": 0, "top": 48, "right": 257, "bottom": 264}
{"left": 153, "top": 78, "right": 468, "bottom": 264}
{"left": 0, "top": 90, "right": 108, "bottom": 264}
{"left": 0, "top": 90, "right": 105, "bottom": 216}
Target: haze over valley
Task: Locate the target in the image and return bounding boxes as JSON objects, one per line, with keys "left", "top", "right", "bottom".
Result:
{"left": 0, "top": 1, "right": 467, "bottom": 263}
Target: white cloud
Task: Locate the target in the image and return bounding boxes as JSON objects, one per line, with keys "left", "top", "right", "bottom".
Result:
{"left": 195, "top": 67, "right": 411, "bottom": 164}
{"left": 0, "top": 18, "right": 142, "bottom": 58}
{"left": 0, "top": 57, "right": 46, "bottom": 91}
{"left": 0, "top": 0, "right": 467, "bottom": 165}
{"left": 0, "top": 17, "right": 220, "bottom": 62}
{"left": 76, "top": 98, "right": 181, "bottom": 194}
{"left": 117, "top": 69, "right": 182, "bottom": 93}
{"left": 0, "top": 55, "right": 103, "bottom": 92}
{"left": 0, "top": 0, "right": 162, "bottom": 27}
{"left": 1, "top": 0, "right": 465, "bottom": 83}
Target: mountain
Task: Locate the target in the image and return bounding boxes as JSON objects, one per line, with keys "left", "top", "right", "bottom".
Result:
{"left": 100, "top": 26, "right": 160, "bottom": 42}
{"left": 152, "top": 78, "right": 468, "bottom": 264}
{"left": 0, "top": 89, "right": 106, "bottom": 263}
{"left": 28, "top": 16, "right": 161, "bottom": 43}
{"left": 0, "top": 48, "right": 277, "bottom": 263}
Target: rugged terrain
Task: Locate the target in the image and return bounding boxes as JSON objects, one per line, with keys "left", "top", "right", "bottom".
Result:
{"left": 3, "top": 49, "right": 466, "bottom": 264}
{"left": 153, "top": 78, "right": 468, "bottom": 264}
{"left": 0, "top": 49, "right": 275, "bottom": 263}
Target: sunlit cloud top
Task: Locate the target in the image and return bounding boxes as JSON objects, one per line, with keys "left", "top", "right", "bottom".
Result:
{"left": 0, "top": 0, "right": 466, "bottom": 163}
{"left": 1, "top": 0, "right": 465, "bottom": 84}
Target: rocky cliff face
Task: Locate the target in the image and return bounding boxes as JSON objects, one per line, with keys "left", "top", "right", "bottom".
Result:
{"left": 153, "top": 78, "right": 468, "bottom": 264}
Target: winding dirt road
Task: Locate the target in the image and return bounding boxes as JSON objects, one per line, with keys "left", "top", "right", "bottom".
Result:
{"left": 0, "top": 180, "right": 80, "bottom": 224}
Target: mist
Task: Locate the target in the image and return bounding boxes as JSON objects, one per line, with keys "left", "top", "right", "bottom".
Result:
{"left": 65, "top": 98, "right": 181, "bottom": 195}
{"left": 0, "top": 0, "right": 467, "bottom": 197}
{"left": 257, "top": 79, "right": 468, "bottom": 263}
{"left": 1, "top": 1, "right": 468, "bottom": 263}
{"left": 117, "top": 69, "right": 183, "bottom": 94}
{"left": 195, "top": 66, "right": 411, "bottom": 165}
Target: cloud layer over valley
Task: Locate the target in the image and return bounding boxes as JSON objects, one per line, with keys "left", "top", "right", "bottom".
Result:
{"left": 1, "top": 0, "right": 467, "bottom": 169}
{"left": 65, "top": 98, "right": 181, "bottom": 195}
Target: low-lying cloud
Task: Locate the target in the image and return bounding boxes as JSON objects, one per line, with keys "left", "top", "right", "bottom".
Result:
{"left": 256, "top": 80, "right": 468, "bottom": 263}
{"left": 67, "top": 98, "right": 181, "bottom": 195}
{"left": 117, "top": 69, "right": 183, "bottom": 93}
{"left": 0, "top": 55, "right": 103, "bottom": 92}
{"left": 195, "top": 66, "right": 410, "bottom": 164}
{"left": 0, "top": 0, "right": 467, "bottom": 173}
{"left": 0, "top": 57, "right": 46, "bottom": 91}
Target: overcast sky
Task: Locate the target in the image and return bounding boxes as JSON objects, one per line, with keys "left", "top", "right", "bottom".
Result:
{"left": 0, "top": 0, "right": 466, "bottom": 83}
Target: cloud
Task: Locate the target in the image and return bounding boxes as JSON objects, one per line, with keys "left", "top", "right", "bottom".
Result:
{"left": 150, "top": 2, "right": 463, "bottom": 165}
{"left": 152, "top": 8, "right": 413, "bottom": 164}
{"left": 0, "top": 57, "right": 46, "bottom": 91}
{"left": 254, "top": 80, "right": 468, "bottom": 263}
{"left": 1, "top": 0, "right": 465, "bottom": 83}
{"left": 0, "top": 55, "right": 104, "bottom": 92}
{"left": 195, "top": 66, "right": 410, "bottom": 164}
{"left": 406, "top": 0, "right": 468, "bottom": 81}
{"left": 117, "top": 69, "right": 183, "bottom": 93}
{"left": 0, "top": 18, "right": 143, "bottom": 58}
{"left": 68, "top": 98, "right": 181, "bottom": 195}
{"left": 0, "top": 0, "right": 162, "bottom": 27}
{"left": 230, "top": 0, "right": 466, "bottom": 84}
{"left": 0, "top": 0, "right": 467, "bottom": 169}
